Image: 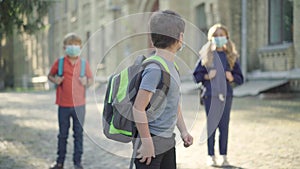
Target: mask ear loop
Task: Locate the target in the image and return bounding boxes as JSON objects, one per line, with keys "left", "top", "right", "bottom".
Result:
{"left": 179, "top": 42, "right": 185, "bottom": 52}
{"left": 154, "top": 47, "right": 158, "bottom": 56}
{"left": 179, "top": 33, "right": 185, "bottom": 52}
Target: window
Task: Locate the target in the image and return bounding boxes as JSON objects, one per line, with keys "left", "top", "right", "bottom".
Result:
{"left": 83, "top": 3, "right": 91, "bottom": 24}
{"left": 54, "top": 2, "right": 61, "bottom": 21}
{"left": 210, "top": 3, "right": 215, "bottom": 25}
{"left": 64, "top": 0, "right": 68, "bottom": 13}
{"left": 86, "top": 31, "right": 91, "bottom": 63}
{"left": 73, "top": 0, "right": 79, "bottom": 12}
{"left": 71, "top": 0, "right": 79, "bottom": 20}
{"left": 269, "top": 0, "right": 293, "bottom": 44}
{"left": 196, "top": 3, "right": 208, "bottom": 34}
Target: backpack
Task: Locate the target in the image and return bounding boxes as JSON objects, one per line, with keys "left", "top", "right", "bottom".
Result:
{"left": 102, "top": 55, "right": 175, "bottom": 143}
{"left": 57, "top": 57, "right": 86, "bottom": 77}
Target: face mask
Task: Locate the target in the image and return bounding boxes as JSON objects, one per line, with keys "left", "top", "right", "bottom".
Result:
{"left": 179, "top": 43, "right": 185, "bottom": 52}
{"left": 212, "top": 36, "right": 228, "bottom": 48}
{"left": 65, "top": 45, "right": 81, "bottom": 57}
{"left": 178, "top": 33, "right": 185, "bottom": 52}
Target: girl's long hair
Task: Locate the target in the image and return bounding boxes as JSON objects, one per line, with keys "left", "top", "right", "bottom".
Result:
{"left": 200, "top": 24, "right": 239, "bottom": 70}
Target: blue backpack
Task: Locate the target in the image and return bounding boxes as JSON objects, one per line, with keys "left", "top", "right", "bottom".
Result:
{"left": 57, "top": 57, "right": 86, "bottom": 77}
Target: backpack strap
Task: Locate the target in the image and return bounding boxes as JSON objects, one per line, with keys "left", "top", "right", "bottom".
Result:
{"left": 142, "top": 56, "right": 172, "bottom": 112}
{"left": 144, "top": 56, "right": 170, "bottom": 73}
{"left": 143, "top": 56, "right": 170, "bottom": 94}
{"left": 80, "top": 58, "right": 86, "bottom": 77}
{"left": 58, "top": 57, "right": 86, "bottom": 77}
{"left": 143, "top": 55, "right": 176, "bottom": 92}
{"left": 174, "top": 61, "right": 180, "bottom": 75}
{"left": 57, "top": 57, "right": 64, "bottom": 77}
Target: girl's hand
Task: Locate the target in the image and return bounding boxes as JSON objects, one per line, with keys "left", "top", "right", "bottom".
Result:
{"left": 207, "top": 69, "right": 217, "bottom": 80}
{"left": 225, "top": 71, "right": 234, "bottom": 82}
{"left": 136, "top": 137, "right": 155, "bottom": 165}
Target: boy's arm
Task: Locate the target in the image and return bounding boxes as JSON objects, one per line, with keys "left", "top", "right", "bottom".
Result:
{"left": 48, "top": 73, "right": 64, "bottom": 85}
{"left": 48, "top": 73, "right": 56, "bottom": 84}
{"left": 79, "top": 76, "right": 93, "bottom": 87}
{"left": 87, "top": 76, "right": 93, "bottom": 87}
{"left": 85, "top": 61, "right": 94, "bottom": 87}
{"left": 48, "top": 60, "right": 64, "bottom": 85}
{"left": 132, "top": 89, "right": 155, "bottom": 165}
{"left": 176, "top": 104, "right": 193, "bottom": 147}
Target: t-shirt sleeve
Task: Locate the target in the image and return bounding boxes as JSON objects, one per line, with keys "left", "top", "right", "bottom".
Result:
{"left": 139, "top": 63, "right": 162, "bottom": 93}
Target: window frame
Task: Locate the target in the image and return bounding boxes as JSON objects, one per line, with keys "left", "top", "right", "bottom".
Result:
{"left": 268, "top": 0, "right": 293, "bottom": 45}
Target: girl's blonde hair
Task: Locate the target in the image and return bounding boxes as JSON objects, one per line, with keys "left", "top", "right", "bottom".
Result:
{"left": 200, "top": 23, "right": 239, "bottom": 70}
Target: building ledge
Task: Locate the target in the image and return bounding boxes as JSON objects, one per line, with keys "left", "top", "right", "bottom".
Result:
{"left": 247, "top": 69, "right": 300, "bottom": 80}
{"left": 233, "top": 79, "right": 289, "bottom": 97}
{"left": 258, "top": 43, "right": 295, "bottom": 71}
{"left": 258, "top": 43, "right": 293, "bottom": 52}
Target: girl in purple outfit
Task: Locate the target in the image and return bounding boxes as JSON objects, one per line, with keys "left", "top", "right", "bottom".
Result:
{"left": 193, "top": 24, "right": 244, "bottom": 167}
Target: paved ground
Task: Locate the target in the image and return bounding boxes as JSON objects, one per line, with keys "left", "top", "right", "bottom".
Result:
{"left": 0, "top": 88, "right": 299, "bottom": 169}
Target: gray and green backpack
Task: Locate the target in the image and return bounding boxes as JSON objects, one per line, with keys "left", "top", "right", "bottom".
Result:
{"left": 102, "top": 55, "right": 176, "bottom": 143}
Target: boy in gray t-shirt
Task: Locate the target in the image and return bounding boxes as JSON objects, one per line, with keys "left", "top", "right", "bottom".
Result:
{"left": 132, "top": 10, "right": 193, "bottom": 169}
{"left": 140, "top": 60, "right": 180, "bottom": 138}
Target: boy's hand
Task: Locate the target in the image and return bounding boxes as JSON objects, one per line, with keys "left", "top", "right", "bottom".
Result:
{"left": 55, "top": 76, "right": 64, "bottom": 85}
{"left": 79, "top": 76, "right": 87, "bottom": 86}
{"left": 181, "top": 132, "right": 193, "bottom": 148}
{"left": 136, "top": 137, "right": 155, "bottom": 165}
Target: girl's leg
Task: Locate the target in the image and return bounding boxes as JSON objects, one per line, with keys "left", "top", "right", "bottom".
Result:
{"left": 218, "top": 97, "right": 232, "bottom": 155}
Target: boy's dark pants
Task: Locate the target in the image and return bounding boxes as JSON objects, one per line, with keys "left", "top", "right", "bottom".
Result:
{"left": 56, "top": 105, "right": 85, "bottom": 165}
{"left": 134, "top": 147, "right": 176, "bottom": 169}
{"left": 204, "top": 96, "right": 232, "bottom": 156}
{"left": 134, "top": 134, "right": 176, "bottom": 169}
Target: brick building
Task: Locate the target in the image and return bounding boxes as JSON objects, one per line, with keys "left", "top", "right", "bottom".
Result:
{"left": 3, "top": 0, "right": 299, "bottom": 92}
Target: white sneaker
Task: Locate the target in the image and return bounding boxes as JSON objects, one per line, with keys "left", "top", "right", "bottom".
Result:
{"left": 220, "top": 155, "right": 230, "bottom": 167}
{"left": 207, "top": 155, "right": 217, "bottom": 166}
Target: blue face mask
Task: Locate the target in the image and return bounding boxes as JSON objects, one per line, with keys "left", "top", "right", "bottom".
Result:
{"left": 179, "top": 43, "right": 185, "bottom": 52}
{"left": 212, "top": 36, "right": 228, "bottom": 48}
{"left": 65, "top": 45, "right": 81, "bottom": 57}
{"left": 177, "top": 33, "right": 185, "bottom": 52}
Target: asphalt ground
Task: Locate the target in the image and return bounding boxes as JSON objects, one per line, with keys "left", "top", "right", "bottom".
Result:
{"left": 0, "top": 90, "right": 299, "bottom": 169}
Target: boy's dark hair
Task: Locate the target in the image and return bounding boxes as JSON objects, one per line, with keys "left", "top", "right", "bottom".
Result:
{"left": 149, "top": 10, "right": 185, "bottom": 49}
